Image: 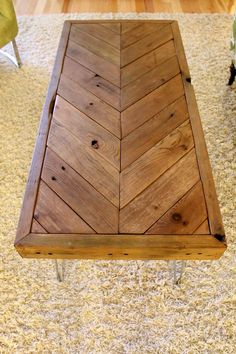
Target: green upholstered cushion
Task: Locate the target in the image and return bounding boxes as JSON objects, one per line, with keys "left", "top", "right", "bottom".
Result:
{"left": 0, "top": 0, "right": 18, "bottom": 48}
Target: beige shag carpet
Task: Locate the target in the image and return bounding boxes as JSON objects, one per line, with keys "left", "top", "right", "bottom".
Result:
{"left": 0, "top": 12, "right": 236, "bottom": 354}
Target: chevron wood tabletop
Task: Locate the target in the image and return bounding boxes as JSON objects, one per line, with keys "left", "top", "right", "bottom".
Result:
{"left": 15, "top": 20, "right": 227, "bottom": 260}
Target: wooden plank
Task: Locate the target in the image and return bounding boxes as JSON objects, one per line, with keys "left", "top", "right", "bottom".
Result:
{"left": 171, "top": 21, "right": 225, "bottom": 237}
{"left": 34, "top": 181, "right": 94, "bottom": 233}
{"left": 120, "top": 149, "right": 200, "bottom": 233}
{"left": 16, "top": 233, "right": 226, "bottom": 260}
{"left": 121, "top": 23, "right": 140, "bottom": 33}
{"left": 101, "top": 22, "right": 121, "bottom": 34}
{"left": 74, "top": 23, "right": 120, "bottom": 49}
{"left": 120, "top": 120, "right": 194, "bottom": 208}
{"left": 121, "top": 23, "right": 165, "bottom": 48}
{"left": 194, "top": 220, "right": 210, "bottom": 234}
{"left": 58, "top": 74, "right": 120, "bottom": 138}
{"left": 146, "top": 181, "right": 208, "bottom": 234}
{"left": 53, "top": 95, "right": 120, "bottom": 169}
{"left": 121, "top": 74, "right": 184, "bottom": 137}
{"left": 66, "top": 39, "right": 120, "bottom": 87}
{"left": 62, "top": 56, "right": 120, "bottom": 110}
{"left": 15, "top": 21, "right": 71, "bottom": 244}
{"left": 121, "top": 96, "right": 189, "bottom": 169}
{"left": 70, "top": 25, "right": 120, "bottom": 66}
{"left": 41, "top": 148, "right": 119, "bottom": 233}
{"left": 48, "top": 120, "right": 119, "bottom": 207}
{"left": 120, "top": 21, "right": 173, "bottom": 35}
{"left": 121, "top": 24, "right": 173, "bottom": 67}
{"left": 121, "top": 40, "right": 176, "bottom": 87}
{"left": 31, "top": 219, "right": 47, "bottom": 233}
{"left": 121, "top": 55, "right": 180, "bottom": 109}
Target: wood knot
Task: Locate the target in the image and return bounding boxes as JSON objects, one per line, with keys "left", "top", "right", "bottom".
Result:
{"left": 181, "top": 144, "right": 188, "bottom": 151}
{"left": 172, "top": 213, "right": 182, "bottom": 222}
{"left": 91, "top": 140, "right": 99, "bottom": 149}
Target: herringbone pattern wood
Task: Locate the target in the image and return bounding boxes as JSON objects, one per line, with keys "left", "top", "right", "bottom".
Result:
{"left": 32, "top": 21, "right": 210, "bottom": 236}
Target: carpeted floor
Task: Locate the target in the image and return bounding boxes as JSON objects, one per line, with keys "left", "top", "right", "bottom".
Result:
{"left": 0, "top": 12, "right": 236, "bottom": 354}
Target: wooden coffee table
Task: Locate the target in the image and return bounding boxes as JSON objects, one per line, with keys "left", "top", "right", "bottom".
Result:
{"left": 15, "top": 20, "right": 226, "bottom": 262}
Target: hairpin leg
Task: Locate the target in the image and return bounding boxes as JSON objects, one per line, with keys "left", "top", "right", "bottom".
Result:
{"left": 170, "top": 260, "right": 186, "bottom": 285}
{"left": 12, "top": 38, "right": 22, "bottom": 67}
{"left": 0, "top": 38, "right": 22, "bottom": 68}
{"left": 54, "top": 260, "right": 65, "bottom": 282}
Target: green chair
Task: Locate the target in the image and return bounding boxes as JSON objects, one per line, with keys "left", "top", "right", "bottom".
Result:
{"left": 0, "top": 0, "right": 22, "bottom": 67}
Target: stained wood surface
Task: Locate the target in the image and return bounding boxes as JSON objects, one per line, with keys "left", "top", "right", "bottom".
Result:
{"left": 15, "top": 233, "right": 226, "bottom": 260}
{"left": 15, "top": 20, "right": 226, "bottom": 260}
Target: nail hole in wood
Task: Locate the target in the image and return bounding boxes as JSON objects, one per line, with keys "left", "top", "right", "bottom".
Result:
{"left": 91, "top": 140, "right": 99, "bottom": 149}
{"left": 108, "top": 253, "right": 113, "bottom": 256}
{"left": 89, "top": 102, "right": 93, "bottom": 106}
{"left": 172, "top": 213, "right": 182, "bottom": 222}
{"left": 36, "top": 252, "right": 41, "bottom": 254}
{"left": 198, "top": 253, "right": 202, "bottom": 255}
{"left": 181, "top": 145, "right": 188, "bottom": 151}
{"left": 61, "top": 166, "right": 65, "bottom": 171}
{"left": 186, "top": 253, "right": 191, "bottom": 255}
{"left": 48, "top": 253, "right": 53, "bottom": 255}
{"left": 124, "top": 253, "right": 128, "bottom": 256}
{"left": 186, "top": 77, "right": 191, "bottom": 83}
{"left": 96, "top": 84, "right": 100, "bottom": 87}
{"left": 51, "top": 176, "right": 56, "bottom": 181}
{"left": 95, "top": 74, "right": 99, "bottom": 77}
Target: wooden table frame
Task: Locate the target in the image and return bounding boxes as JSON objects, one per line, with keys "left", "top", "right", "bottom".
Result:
{"left": 15, "top": 20, "right": 226, "bottom": 261}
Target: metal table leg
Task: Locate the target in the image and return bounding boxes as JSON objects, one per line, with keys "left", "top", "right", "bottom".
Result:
{"left": 0, "top": 38, "right": 22, "bottom": 68}
{"left": 170, "top": 260, "right": 186, "bottom": 285}
{"left": 54, "top": 260, "right": 65, "bottom": 282}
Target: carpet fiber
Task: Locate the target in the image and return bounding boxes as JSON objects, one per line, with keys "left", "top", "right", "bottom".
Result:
{"left": 0, "top": 12, "right": 236, "bottom": 354}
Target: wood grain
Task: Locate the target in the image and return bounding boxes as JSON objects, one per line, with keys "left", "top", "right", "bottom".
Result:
{"left": 120, "top": 149, "right": 200, "bottom": 233}
{"left": 62, "top": 56, "right": 120, "bottom": 110}
{"left": 121, "top": 74, "right": 184, "bottom": 137}
{"left": 101, "top": 23, "right": 121, "bottom": 34}
{"left": 171, "top": 21, "right": 225, "bottom": 237}
{"left": 194, "top": 220, "right": 210, "bottom": 234}
{"left": 13, "top": 0, "right": 235, "bottom": 15}
{"left": 15, "top": 20, "right": 226, "bottom": 261}
{"left": 121, "top": 24, "right": 173, "bottom": 67}
{"left": 67, "top": 39, "right": 120, "bottom": 87}
{"left": 53, "top": 95, "right": 120, "bottom": 170}
{"left": 47, "top": 120, "right": 119, "bottom": 207}
{"left": 120, "top": 120, "right": 194, "bottom": 208}
{"left": 74, "top": 23, "right": 121, "bottom": 49}
{"left": 34, "top": 181, "right": 94, "bottom": 233}
{"left": 16, "top": 233, "right": 226, "bottom": 260}
{"left": 31, "top": 219, "right": 47, "bottom": 233}
{"left": 58, "top": 74, "right": 120, "bottom": 138}
{"left": 121, "top": 95, "right": 189, "bottom": 169}
{"left": 121, "top": 55, "right": 180, "bottom": 109}
{"left": 146, "top": 181, "right": 208, "bottom": 234}
{"left": 70, "top": 24, "right": 120, "bottom": 66}
{"left": 15, "top": 21, "right": 71, "bottom": 244}
{"left": 121, "top": 40, "right": 176, "bottom": 87}
{"left": 121, "top": 23, "right": 165, "bottom": 48}
{"left": 41, "top": 148, "right": 119, "bottom": 234}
